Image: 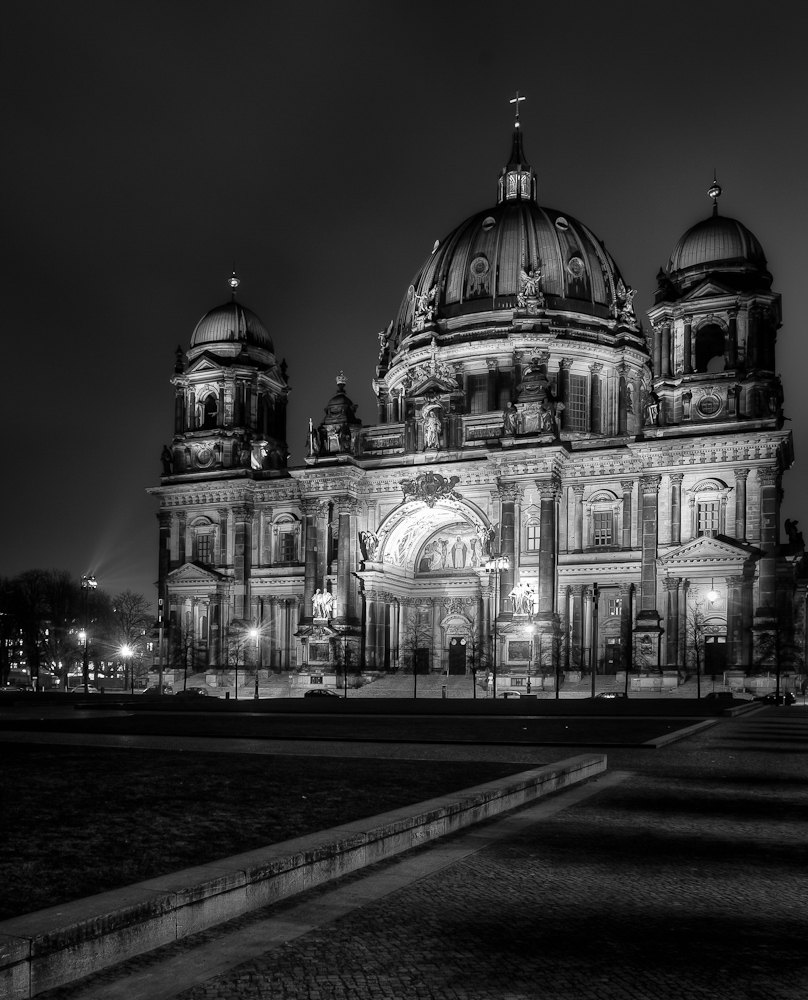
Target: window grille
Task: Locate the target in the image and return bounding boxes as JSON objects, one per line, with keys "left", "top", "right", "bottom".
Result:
{"left": 468, "top": 374, "right": 488, "bottom": 414}
{"left": 698, "top": 501, "right": 720, "bottom": 537}
{"left": 567, "top": 374, "right": 588, "bottom": 431}
{"left": 593, "top": 510, "right": 613, "bottom": 546}
{"left": 279, "top": 531, "right": 297, "bottom": 562}
{"left": 195, "top": 534, "right": 212, "bottom": 565}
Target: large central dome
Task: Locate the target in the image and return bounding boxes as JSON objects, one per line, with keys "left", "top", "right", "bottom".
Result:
{"left": 390, "top": 129, "right": 631, "bottom": 354}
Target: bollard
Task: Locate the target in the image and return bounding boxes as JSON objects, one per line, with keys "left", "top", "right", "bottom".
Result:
{"left": 442, "top": 684, "right": 447, "bottom": 699}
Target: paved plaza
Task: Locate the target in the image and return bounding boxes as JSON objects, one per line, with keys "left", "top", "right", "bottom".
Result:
{"left": 10, "top": 706, "right": 808, "bottom": 1000}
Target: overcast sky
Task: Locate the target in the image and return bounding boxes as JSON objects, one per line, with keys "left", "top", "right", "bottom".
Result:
{"left": 3, "top": 1, "right": 806, "bottom": 608}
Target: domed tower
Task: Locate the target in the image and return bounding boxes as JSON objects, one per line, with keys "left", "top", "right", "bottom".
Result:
{"left": 164, "top": 273, "right": 290, "bottom": 478}
{"left": 370, "top": 126, "right": 650, "bottom": 454}
{"left": 647, "top": 181, "right": 782, "bottom": 430}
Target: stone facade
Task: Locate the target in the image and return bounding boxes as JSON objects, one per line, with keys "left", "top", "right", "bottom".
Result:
{"left": 148, "top": 132, "right": 806, "bottom": 680}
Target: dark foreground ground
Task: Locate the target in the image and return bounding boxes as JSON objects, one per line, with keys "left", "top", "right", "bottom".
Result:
{"left": 3, "top": 705, "right": 807, "bottom": 1000}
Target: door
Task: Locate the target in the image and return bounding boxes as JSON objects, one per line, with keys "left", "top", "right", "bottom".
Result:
{"left": 605, "top": 638, "right": 621, "bottom": 672}
{"left": 705, "top": 636, "right": 727, "bottom": 674}
{"left": 448, "top": 637, "right": 467, "bottom": 674}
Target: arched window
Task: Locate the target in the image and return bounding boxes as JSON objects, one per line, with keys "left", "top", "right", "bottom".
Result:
{"left": 273, "top": 516, "right": 301, "bottom": 564}
{"left": 525, "top": 518, "right": 540, "bottom": 551}
{"left": 688, "top": 480, "right": 730, "bottom": 538}
{"left": 190, "top": 518, "right": 216, "bottom": 566}
{"left": 585, "top": 491, "right": 621, "bottom": 549}
{"left": 201, "top": 393, "right": 218, "bottom": 430}
{"left": 694, "top": 324, "right": 725, "bottom": 373}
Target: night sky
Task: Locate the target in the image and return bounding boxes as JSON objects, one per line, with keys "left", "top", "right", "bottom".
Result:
{"left": 3, "top": 1, "right": 806, "bottom": 610}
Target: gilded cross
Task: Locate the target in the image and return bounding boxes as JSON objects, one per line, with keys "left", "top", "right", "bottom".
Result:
{"left": 509, "top": 91, "right": 526, "bottom": 124}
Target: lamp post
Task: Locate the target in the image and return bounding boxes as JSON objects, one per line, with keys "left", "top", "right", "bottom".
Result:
{"left": 526, "top": 625, "right": 535, "bottom": 695}
{"left": 485, "top": 556, "right": 509, "bottom": 699}
{"left": 590, "top": 583, "right": 599, "bottom": 699}
{"left": 343, "top": 636, "right": 350, "bottom": 698}
{"left": 250, "top": 628, "right": 260, "bottom": 699}
{"left": 80, "top": 575, "right": 97, "bottom": 694}
{"left": 120, "top": 645, "right": 133, "bottom": 694}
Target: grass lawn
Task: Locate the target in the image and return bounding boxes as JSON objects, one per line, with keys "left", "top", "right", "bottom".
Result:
{"left": 0, "top": 745, "right": 528, "bottom": 921}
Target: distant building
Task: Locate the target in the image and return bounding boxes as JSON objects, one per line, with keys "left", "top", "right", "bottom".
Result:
{"left": 149, "top": 127, "right": 806, "bottom": 681}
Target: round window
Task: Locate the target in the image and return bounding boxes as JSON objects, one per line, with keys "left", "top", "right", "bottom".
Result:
{"left": 697, "top": 394, "right": 721, "bottom": 417}
{"left": 482, "top": 216, "right": 497, "bottom": 231}
{"left": 567, "top": 256, "right": 585, "bottom": 277}
{"left": 470, "top": 255, "right": 490, "bottom": 276}
{"left": 555, "top": 216, "right": 569, "bottom": 232}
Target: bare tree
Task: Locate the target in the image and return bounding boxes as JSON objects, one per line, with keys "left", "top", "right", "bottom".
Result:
{"left": 683, "top": 598, "right": 708, "bottom": 698}
{"left": 754, "top": 593, "right": 802, "bottom": 699}
{"left": 399, "top": 612, "right": 433, "bottom": 698}
{"left": 463, "top": 611, "right": 490, "bottom": 699}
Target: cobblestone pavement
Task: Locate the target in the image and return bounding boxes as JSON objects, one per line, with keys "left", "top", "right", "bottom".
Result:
{"left": 37, "top": 707, "right": 808, "bottom": 1000}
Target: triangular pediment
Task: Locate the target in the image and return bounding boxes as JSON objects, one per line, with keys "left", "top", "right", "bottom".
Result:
{"left": 659, "top": 535, "right": 752, "bottom": 571}
{"left": 166, "top": 562, "right": 226, "bottom": 584}
{"left": 682, "top": 279, "right": 736, "bottom": 301}
{"left": 186, "top": 354, "right": 227, "bottom": 375}
{"left": 408, "top": 374, "right": 460, "bottom": 397}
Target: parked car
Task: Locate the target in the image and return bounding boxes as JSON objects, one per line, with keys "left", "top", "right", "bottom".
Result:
{"left": 175, "top": 686, "right": 210, "bottom": 697}
{"left": 70, "top": 685, "right": 101, "bottom": 695}
{"left": 704, "top": 691, "right": 736, "bottom": 701}
{"left": 755, "top": 691, "right": 796, "bottom": 705}
{"left": 500, "top": 690, "right": 522, "bottom": 699}
{"left": 0, "top": 684, "right": 35, "bottom": 694}
{"left": 141, "top": 683, "right": 174, "bottom": 696}
{"left": 303, "top": 688, "right": 341, "bottom": 698}
{"left": 595, "top": 691, "right": 627, "bottom": 699}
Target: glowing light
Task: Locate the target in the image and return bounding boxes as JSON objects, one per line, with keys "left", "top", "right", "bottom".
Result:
{"left": 707, "top": 589, "right": 719, "bottom": 603}
{"left": 120, "top": 645, "right": 133, "bottom": 658}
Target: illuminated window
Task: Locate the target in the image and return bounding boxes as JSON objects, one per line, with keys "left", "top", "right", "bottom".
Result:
{"left": 698, "top": 501, "right": 720, "bottom": 537}
{"left": 607, "top": 597, "right": 623, "bottom": 617}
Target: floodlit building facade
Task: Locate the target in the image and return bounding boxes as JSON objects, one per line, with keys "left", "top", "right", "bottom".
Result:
{"left": 149, "top": 127, "right": 805, "bottom": 684}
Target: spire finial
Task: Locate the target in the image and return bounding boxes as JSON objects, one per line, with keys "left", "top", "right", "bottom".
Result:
{"left": 228, "top": 269, "right": 240, "bottom": 299}
{"left": 509, "top": 91, "right": 526, "bottom": 128}
{"left": 336, "top": 370, "right": 347, "bottom": 388}
{"left": 708, "top": 170, "right": 722, "bottom": 216}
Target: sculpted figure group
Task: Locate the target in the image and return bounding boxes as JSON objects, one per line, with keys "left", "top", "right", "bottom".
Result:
{"left": 312, "top": 589, "right": 334, "bottom": 619}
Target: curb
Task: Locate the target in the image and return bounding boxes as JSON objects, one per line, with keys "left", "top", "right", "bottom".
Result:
{"left": 0, "top": 753, "right": 605, "bottom": 999}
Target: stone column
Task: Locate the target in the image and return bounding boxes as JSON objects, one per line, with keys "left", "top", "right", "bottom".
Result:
{"left": 559, "top": 359, "right": 572, "bottom": 433}
{"left": 537, "top": 478, "right": 561, "bottom": 615}
{"left": 682, "top": 318, "right": 692, "bottom": 375}
{"left": 497, "top": 484, "right": 518, "bottom": 611}
{"left": 570, "top": 585, "right": 584, "bottom": 669}
{"left": 572, "top": 485, "right": 585, "bottom": 553}
{"left": 620, "top": 480, "right": 633, "bottom": 549}
{"left": 664, "top": 578, "right": 680, "bottom": 666}
{"left": 177, "top": 511, "right": 187, "bottom": 566}
{"left": 741, "top": 577, "right": 754, "bottom": 667}
{"left": 670, "top": 474, "right": 683, "bottom": 546}
{"left": 661, "top": 322, "right": 672, "bottom": 377}
{"left": 376, "top": 591, "right": 390, "bottom": 670}
{"left": 301, "top": 499, "right": 321, "bottom": 619}
{"left": 363, "top": 590, "right": 376, "bottom": 668}
{"left": 583, "top": 587, "right": 594, "bottom": 671}
{"left": 232, "top": 504, "right": 252, "bottom": 620}
{"left": 634, "top": 475, "right": 663, "bottom": 666}
{"left": 727, "top": 311, "right": 738, "bottom": 369}
{"left": 620, "top": 583, "right": 634, "bottom": 672}
{"left": 726, "top": 575, "right": 744, "bottom": 668}
{"left": 589, "top": 363, "right": 602, "bottom": 434}
{"left": 652, "top": 324, "right": 662, "bottom": 377}
{"left": 157, "top": 511, "right": 172, "bottom": 590}
{"left": 734, "top": 468, "right": 749, "bottom": 542}
{"left": 486, "top": 358, "right": 498, "bottom": 411}
{"left": 334, "top": 496, "right": 359, "bottom": 622}
{"left": 618, "top": 365, "right": 628, "bottom": 435}
{"left": 218, "top": 509, "right": 229, "bottom": 566}
{"left": 432, "top": 598, "right": 443, "bottom": 672}
{"left": 756, "top": 468, "right": 779, "bottom": 612}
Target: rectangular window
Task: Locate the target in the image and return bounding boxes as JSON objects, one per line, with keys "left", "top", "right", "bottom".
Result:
{"left": 593, "top": 511, "right": 612, "bottom": 546}
{"left": 195, "top": 534, "right": 212, "bottom": 565}
{"left": 607, "top": 597, "right": 623, "bottom": 617}
{"left": 567, "top": 374, "right": 588, "bottom": 431}
{"left": 526, "top": 523, "right": 540, "bottom": 551}
{"left": 279, "top": 532, "right": 297, "bottom": 562}
{"left": 468, "top": 374, "right": 488, "bottom": 414}
{"left": 698, "top": 501, "right": 720, "bottom": 537}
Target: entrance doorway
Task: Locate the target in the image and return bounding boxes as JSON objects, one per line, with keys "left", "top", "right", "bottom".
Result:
{"left": 605, "top": 638, "right": 621, "bottom": 671}
{"left": 415, "top": 648, "right": 430, "bottom": 674}
{"left": 705, "top": 635, "right": 727, "bottom": 674}
{"left": 448, "top": 637, "right": 467, "bottom": 674}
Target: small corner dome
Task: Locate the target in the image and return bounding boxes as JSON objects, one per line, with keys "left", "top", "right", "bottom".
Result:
{"left": 668, "top": 214, "right": 768, "bottom": 282}
{"left": 190, "top": 301, "right": 273, "bottom": 351}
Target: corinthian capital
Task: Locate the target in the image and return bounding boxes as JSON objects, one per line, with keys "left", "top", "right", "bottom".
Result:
{"left": 640, "top": 475, "right": 661, "bottom": 494}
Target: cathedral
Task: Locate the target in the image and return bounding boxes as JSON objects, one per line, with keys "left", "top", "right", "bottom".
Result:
{"left": 149, "top": 121, "right": 806, "bottom": 688}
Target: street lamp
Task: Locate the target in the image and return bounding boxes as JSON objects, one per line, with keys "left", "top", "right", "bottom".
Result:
{"left": 343, "top": 635, "right": 350, "bottom": 698}
{"left": 250, "top": 628, "right": 260, "bottom": 699}
{"left": 120, "top": 645, "right": 133, "bottom": 694}
{"left": 526, "top": 625, "right": 535, "bottom": 695}
{"left": 485, "top": 556, "right": 509, "bottom": 699}
{"left": 80, "top": 575, "right": 97, "bottom": 694}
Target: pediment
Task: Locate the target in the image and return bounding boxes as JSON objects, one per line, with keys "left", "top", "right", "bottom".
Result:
{"left": 659, "top": 535, "right": 752, "bottom": 571}
{"left": 408, "top": 374, "right": 460, "bottom": 397}
{"left": 186, "top": 354, "right": 227, "bottom": 375}
{"left": 166, "top": 562, "right": 226, "bottom": 584}
{"left": 682, "top": 279, "right": 736, "bottom": 301}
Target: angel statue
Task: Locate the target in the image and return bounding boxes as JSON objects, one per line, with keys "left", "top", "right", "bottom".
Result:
{"left": 517, "top": 266, "right": 544, "bottom": 308}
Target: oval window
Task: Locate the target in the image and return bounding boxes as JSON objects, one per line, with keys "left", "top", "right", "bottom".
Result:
{"left": 482, "top": 216, "right": 497, "bottom": 231}
{"left": 555, "top": 216, "right": 569, "bottom": 232}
